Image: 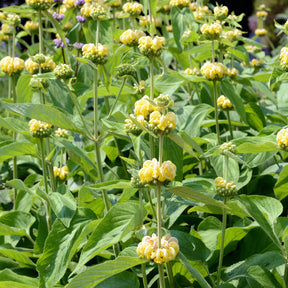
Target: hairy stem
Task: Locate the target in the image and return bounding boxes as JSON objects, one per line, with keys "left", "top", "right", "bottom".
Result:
{"left": 213, "top": 80, "right": 221, "bottom": 145}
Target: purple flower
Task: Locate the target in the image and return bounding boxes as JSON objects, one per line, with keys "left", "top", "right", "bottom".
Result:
{"left": 74, "top": 0, "right": 85, "bottom": 6}
{"left": 53, "top": 37, "right": 69, "bottom": 48}
{"left": 73, "top": 42, "right": 84, "bottom": 50}
{"left": 53, "top": 12, "right": 65, "bottom": 21}
{"left": 76, "top": 15, "right": 86, "bottom": 23}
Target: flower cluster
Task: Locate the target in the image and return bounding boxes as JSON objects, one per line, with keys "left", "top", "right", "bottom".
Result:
{"left": 139, "top": 158, "right": 176, "bottom": 185}
{"left": 54, "top": 63, "right": 74, "bottom": 79}
{"left": 29, "top": 77, "right": 49, "bottom": 91}
{"left": 25, "top": 57, "right": 56, "bottom": 74}
{"left": 227, "top": 68, "right": 239, "bottom": 79}
{"left": 224, "top": 29, "right": 242, "bottom": 42}
{"left": 55, "top": 128, "right": 68, "bottom": 138}
{"left": 80, "top": 3, "right": 94, "bottom": 17}
{"left": 257, "top": 11, "right": 268, "bottom": 19}
{"left": 7, "top": 13, "right": 21, "bottom": 26}
{"left": 193, "top": 6, "right": 211, "bottom": 20}
{"left": 137, "top": 234, "right": 179, "bottom": 264}
{"left": 124, "top": 115, "right": 147, "bottom": 136}
{"left": 134, "top": 80, "right": 146, "bottom": 93}
{"left": 82, "top": 43, "right": 109, "bottom": 65}
{"left": 255, "top": 28, "right": 267, "bottom": 37}
{"left": 215, "top": 177, "right": 237, "bottom": 198}
{"left": 250, "top": 58, "right": 263, "bottom": 68}
{"left": 277, "top": 128, "right": 288, "bottom": 151}
{"left": 219, "top": 141, "right": 237, "bottom": 155}
{"left": 280, "top": 47, "right": 288, "bottom": 71}
{"left": 201, "top": 23, "right": 222, "bottom": 40}
{"left": 29, "top": 119, "right": 52, "bottom": 138}
{"left": 53, "top": 166, "right": 68, "bottom": 180}
{"left": 201, "top": 62, "right": 227, "bottom": 81}
{"left": 134, "top": 96, "right": 155, "bottom": 119}
{"left": 89, "top": 3, "right": 107, "bottom": 20}
{"left": 139, "top": 16, "right": 162, "bottom": 27}
{"left": 120, "top": 29, "right": 145, "bottom": 47}
{"left": 116, "top": 64, "right": 136, "bottom": 78}
{"left": 24, "top": 21, "right": 39, "bottom": 32}
{"left": 63, "top": 0, "right": 75, "bottom": 9}
{"left": 214, "top": 5, "right": 228, "bottom": 20}
{"left": 149, "top": 111, "right": 176, "bottom": 135}
{"left": 217, "top": 95, "right": 233, "bottom": 110}
{"left": 26, "top": 0, "right": 54, "bottom": 10}
{"left": 122, "top": 2, "right": 143, "bottom": 16}
{"left": 138, "top": 36, "right": 166, "bottom": 57}
{"left": 184, "top": 67, "right": 199, "bottom": 76}
{"left": 0, "top": 56, "right": 25, "bottom": 75}
{"left": 169, "top": 0, "right": 189, "bottom": 9}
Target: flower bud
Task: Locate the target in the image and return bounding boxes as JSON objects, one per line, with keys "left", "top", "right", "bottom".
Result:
{"left": 29, "top": 77, "right": 49, "bottom": 91}
{"left": 214, "top": 5, "right": 228, "bottom": 20}
{"left": 26, "top": 0, "right": 54, "bottom": 10}
{"left": 226, "top": 68, "right": 238, "bottom": 79}
{"left": 255, "top": 28, "right": 267, "bottom": 37}
{"left": 256, "top": 11, "right": 268, "bottom": 18}
{"left": 130, "top": 174, "right": 146, "bottom": 188}
{"left": 55, "top": 128, "right": 68, "bottom": 138}
{"left": 215, "top": 177, "right": 237, "bottom": 198}
{"left": 184, "top": 67, "right": 199, "bottom": 76}
{"left": 29, "top": 119, "right": 52, "bottom": 138}
{"left": 25, "top": 57, "right": 56, "bottom": 74}
{"left": 280, "top": 47, "right": 288, "bottom": 71}
{"left": 219, "top": 141, "right": 237, "bottom": 155}
{"left": 155, "top": 94, "right": 174, "bottom": 108}
{"left": 116, "top": 64, "right": 136, "bottom": 78}
{"left": 89, "top": 3, "right": 107, "bottom": 20}
{"left": 31, "top": 53, "right": 46, "bottom": 64}
{"left": 7, "top": 13, "right": 21, "bottom": 26}
{"left": 54, "top": 63, "right": 74, "bottom": 80}
{"left": 250, "top": 58, "right": 263, "bottom": 68}
{"left": 124, "top": 115, "right": 146, "bottom": 136}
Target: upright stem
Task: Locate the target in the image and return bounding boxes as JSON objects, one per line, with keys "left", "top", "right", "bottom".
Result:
{"left": 12, "top": 76, "right": 17, "bottom": 207}
{"left": 12, "top": 29, "right": 16, "bottom": 58}
{"left": 213, "top": 80, "right": 221, "bottom": 145}
{"left": 108, "top": 77, "right": 126, "bottom": 118}
{"left": 211, "top": 40, "right": 215, "bottom": 63}
{"left": 149, "top": 58, "right": 155, "bottom": 158}
{"left": 39, "top": 137, "right": 51, "bottom": 230}
{"left": 166, "top": 262, "right": 175, "bottom": 288}
{"left": 96, "top": 19, "right": 100, "bottom": 46}
{"left": 217, "top": 197, "right": 227, "bottom": 285}
{"left": 141, "top": 263, "right": 148, "bottom": 288}
{"left": 38, "top": 11, "right": 43, "bottom": 54}
{"left": 226, "top": 110, "right": 233, "bottom": 140}
{"left": 94, "top": 68, "right": 110, "bottom": 211}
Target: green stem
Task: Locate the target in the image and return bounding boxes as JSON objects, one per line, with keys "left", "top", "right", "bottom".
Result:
{"left": 108, "top": 77, "right": 126, "bottom": 118}
{"left": 158, "top": 263, "right": 166, "bottom": 288}
{"left": 166, "top": 262, "right": 175, "bottom": 288}
{"left": 64, "top": 82, "right": 94, "bottom": 140}
{"left": 156, "top": 186, "right": 162, "bottom": 244}
{"left": 96, "top": 19, "right": 100, "bottom": 46}
{"left": 38, "top": 11, "right": 43, "bottom": 54}
{"left": 141, "top": 263, "right": 148, "bottom": 288}
{"left": 147, "top": 189, "right": 157, "bottom": 220}
{"left": 211, "top": 40, "right": 215, "bottom": 63}
{"left": 12, "top": 76, "right": 17, "bottom": 206}
{"left": 217, "top": 197, "right": 227, "bottom": 285}
{"left": 284, "top": 263, "right": 288, "bottom": 287}
{"left": 226, "top": 110, "right": 233, "bottom": 140}
{"left": 94, "top": 68, "right": 110, "bottom": 212}
{"left": 148, "top": 0, "right": 154, "bottom": 35}
{"left": 150, "top": 58, "right": 155, "bottom": 158}
{"left": 213, "top": 80, "right": 221, "bottom": 145}
{"left": 12, "top": 29, "right": 16, "bottom": 58}
{"left": 39, "top": 138, "right": 51, "bottom": 230}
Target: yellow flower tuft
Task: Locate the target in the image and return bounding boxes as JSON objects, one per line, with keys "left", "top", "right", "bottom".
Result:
{"left": 0, "top": 56, "right": 25, "bottom": 75}
{"left": 224, "top": 29, "right": 242, "bottom": 42}
{"left": 149, "top": 111, "right": 176, "bottom": 135}
{"left": 280, "top": 47, "right": 288, "bottom": 71}
{"left": 184, "top": 67, "right": 199, "bottom": 76}
{"left": 201, "top": 61, "right": 227, "bottom": 81}
{"left": 214, "top": 5, "right": 228, "bottom": 20}
{"left": 257, "top": 11, "right": 268, "bottom": 18}
{"left": 169, "top": 0, "right": 189, "bottom": 9}
{"left": 82, "top": 43, "right": 109, "bottom": 65}
{"left": 277, "top": 128, "right": 288, "bottom": 151}
{"left": 122, "top": 2, "right": 143, "bottom": 16}
{"left": 250, "top": 58, "right": 263, "bottom": 68}
{"left": 217, "top": 95, "right": 233, "bottom": 110}
{"left": 120, "top": 29, "right": 145, "bottom": 47}
{"left": 215, "top": 177, "right": 237, "bottom": 197}
{"left": 24, "top": 21, "right": 39, "bottom": 32}
{"left": 137, "top": 234, "right": 179, "bottom": 264}
{"left": 138, "top": 35, "right": 166, "bottom": 57}
{"left": 255, "top": 28, "right": 267, "bottom": 37}
{"left": 134, "top": 95, "right": 155, "bottom": 119}
{"left": 54, "top": 166, "right": 69, "bottom": 180}
{"left": 26, "top": 0, "right": 54, "bottom": 10}
{"left": 139, "top": 158, "right": 176, "bottom": 185}
{"left": 29, "top": 119, "right": 52, "bottom": 138}
{"left": 25, "top": 57, "right": 56, "bottom": 74}
{"left": 201, "top": 23, "right": 222, "bottom": 40}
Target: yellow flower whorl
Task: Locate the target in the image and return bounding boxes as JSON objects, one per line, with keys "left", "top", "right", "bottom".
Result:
{"left": 26, "top": 0, "right": 54, "bottom": 10}
{"left": 25, "top": 57, "right": 56, "bottom": 74}
{"left": 122, "top": 2, "right": 143, "bottom": 16}
{"left": 82, "top": 43, "right": 109, "bottom": 65}
{"left": 277, "top": 128, "right": 288, "bottom": 151}
{"left": 169, "top": 0, "right": 189, "bottom": 9}
{"left": 255, "top": 28, "right": 267, "bottom": 37}
{"left": 280, "top": 47, "right": 288, "bottom": 71}
{"left": 138, "top": 36, "right": 166, "bottom": 57}
{"left": 201, "top": 23, "right": 222, "bottom": 40}
{"left": 0, "top": 56, "right": 25, "bottom": 75}
{"left": 201, "top": 61, "right": 227, "bottom": 81}
{"left": 120, "top": 29, "right": 145, "bottom": 47}
{"left": 29, "top": 119, "right": 52, "bottom": 138}
{"left": 217, "top": 95, "right": 233, "bottom": 110}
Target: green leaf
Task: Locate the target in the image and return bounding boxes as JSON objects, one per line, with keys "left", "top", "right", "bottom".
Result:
{"left": 169, "top": 186, "right": 227, "bottom": 209}
{"left": 177, "top": 252, "right": 212, "bottom": 288}
{"left": 168, "top": 133, "right": 198, "bottom": 158}
{"left": 1, "top": 102, "right": 84, "bottom": 135}
{"left": 247, "top": 266, "right": 284, "bottom": 288}
{"left": 49, "top": 187, "right": 76, "bottom": 227}
{"left": 74, "top": 202, "right": 142, "bottom": 272}
{"left": 88, "top": 180, "right": 133, "bottom": 190}
{"left": 236, "top": 195, "right": 283, "bottom": 250}
{"left": 274, "top": 165, "right": 288, "bottom": 200}
{"left": 171, "top": 6, "right": 185, "bottom": 52}
{"left": 0, "top": 269, "right": 38, "bottom": 287}
{"left": 67, "top": 256, "right": 146, "bottom": 288}
{"left": 58, "top": 139, "right": 98, "bottom": 181}
{"left": 16, "top": 74, "right": 33, "bottom": 103}
{"left": 227, "top": 47, "right": 249, "bottom": 64}
{"left": 37, "top": 209, "right": 97, "bottom": 288}
{"left": 220, "top": 80, "right": 246, "bottom": 122}
{"left": 0, "top": 117, "right": 30, "bottom": 135}
{"left": 95, "top": 271, "right": 139, "bottom": 288}
{"left": 0, "top": 211, "right": 35, "bottom": 237}
{"left": 245, "top": 102, "right": 266, "bottom": 131}
{"left": 0, "top": 142, "right": 37, "bottom": 163}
